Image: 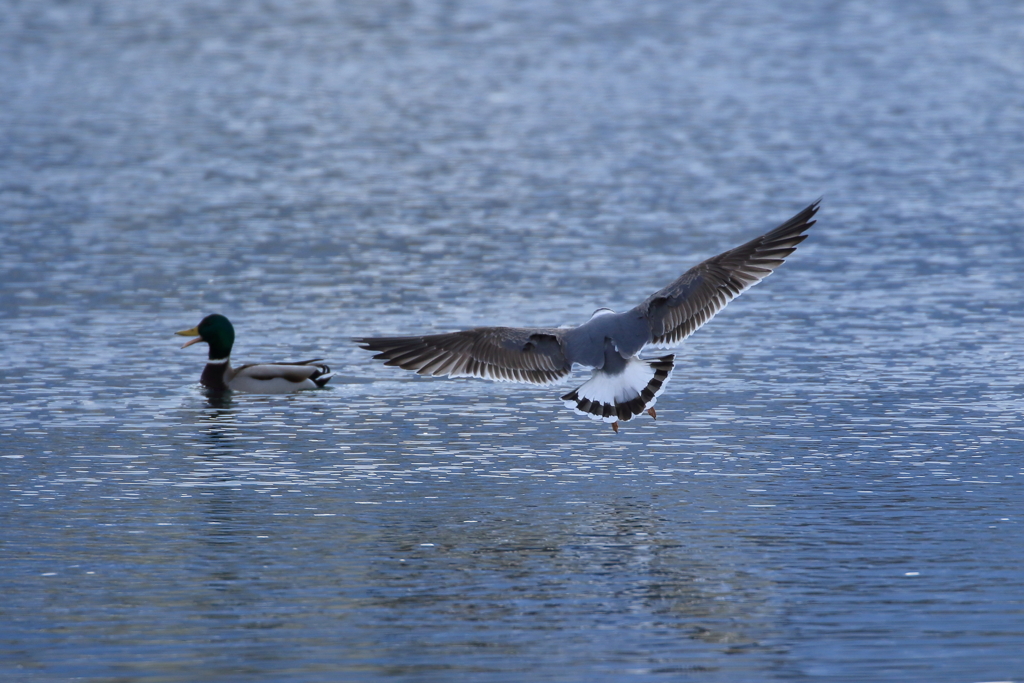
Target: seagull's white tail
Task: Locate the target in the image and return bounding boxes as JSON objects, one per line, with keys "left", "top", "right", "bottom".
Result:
{"left": 561, "top": 355, "right": 674, "bottom": 423}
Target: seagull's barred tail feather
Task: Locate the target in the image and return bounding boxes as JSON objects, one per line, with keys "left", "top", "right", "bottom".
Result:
{"left": 561, "top": 355, "right": 674, "bottom": 423}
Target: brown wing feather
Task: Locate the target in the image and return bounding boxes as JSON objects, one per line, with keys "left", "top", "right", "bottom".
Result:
{"left": 357, "top": 327, "right": 570, "bottom": 385}
{"left": 636, "top": 200, "right": 819, "bottom": 348}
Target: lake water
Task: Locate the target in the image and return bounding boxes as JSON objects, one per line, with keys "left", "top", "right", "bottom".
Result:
{"left": 2, "top": 1, "right": 1024, "bottom": 681}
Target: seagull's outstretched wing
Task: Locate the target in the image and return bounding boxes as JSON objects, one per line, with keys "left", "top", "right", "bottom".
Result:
{"left": 634, "top": 200, "right": 819, "bottom": 349}
{"left": 357, "top": 327, "right": 571, "bottom": 384}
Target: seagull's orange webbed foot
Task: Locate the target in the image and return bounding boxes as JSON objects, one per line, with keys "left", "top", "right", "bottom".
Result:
{"left": 611, "top": 422, "right": 619, "bottom": 433}
{"left": 647, "top": 408, "right": 657, "bottom": 420}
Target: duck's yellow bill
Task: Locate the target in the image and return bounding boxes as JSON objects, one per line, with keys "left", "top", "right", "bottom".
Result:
{"left": 175, "top": 326, "right": 203, "bottom": 348}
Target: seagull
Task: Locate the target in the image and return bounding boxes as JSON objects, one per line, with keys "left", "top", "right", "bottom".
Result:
{"left": 357, "top": 200, "right": 819, "bottom": 431}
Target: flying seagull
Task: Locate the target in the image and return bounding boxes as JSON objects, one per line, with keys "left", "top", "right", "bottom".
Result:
{"left": 358, "top": 200, "right": 819, "bottom": 431}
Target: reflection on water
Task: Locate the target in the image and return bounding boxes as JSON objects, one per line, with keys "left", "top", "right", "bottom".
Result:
{"left": 3, "top": 0, "right": 1024, "bottom": 680}
{"left": 202, "top": 392, "right": 236, "bottom": 412}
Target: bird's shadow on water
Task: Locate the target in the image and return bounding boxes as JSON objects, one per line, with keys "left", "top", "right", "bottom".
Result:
{"left": 351, "top": 494, "right": 779, "bottom": 668}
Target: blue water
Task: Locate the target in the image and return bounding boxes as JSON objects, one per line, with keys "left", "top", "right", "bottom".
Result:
{"left": 2, "top": 1, "right": 1024, "bottom": 681}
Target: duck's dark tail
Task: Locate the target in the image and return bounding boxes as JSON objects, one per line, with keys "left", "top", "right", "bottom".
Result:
{"left": 290, "top": 359, "right": 333, "bottom": 388}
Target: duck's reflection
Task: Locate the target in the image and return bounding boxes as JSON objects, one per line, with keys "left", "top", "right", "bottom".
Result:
{"left": 192, "top": 396, "right": 239, "bottom": 458}
{"left": 202, "top": 389, "right": 234, "bottom": 411}
{"left": 189, "top": 403, "right": 244, "bottom": 548}
{"left": 177, "top": 402, "right": 294, "bottom": 666}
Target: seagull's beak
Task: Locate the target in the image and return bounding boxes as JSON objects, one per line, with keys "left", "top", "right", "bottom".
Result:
{"left": 175, "top": 326, "right": 203, "bottom": 348}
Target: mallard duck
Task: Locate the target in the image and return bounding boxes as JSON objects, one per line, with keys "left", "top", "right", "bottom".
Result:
{"left": 358, "top": 200, "right": 819, "bottom": 431}
{"left": 176, "top": 314, "right": 333, "bottom": 393}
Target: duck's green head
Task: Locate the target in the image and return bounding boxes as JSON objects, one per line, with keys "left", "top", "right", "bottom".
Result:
{"left": 176, "top": 314, "right": 235, "bottom": 360}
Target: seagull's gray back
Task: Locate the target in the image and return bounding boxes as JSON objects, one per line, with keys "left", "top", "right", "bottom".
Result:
{"left": 563, "top": 310, "right": 652, "bottom": 368}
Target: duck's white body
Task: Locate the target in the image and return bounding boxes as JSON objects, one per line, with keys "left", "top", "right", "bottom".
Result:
{"left": 201, "top": 358, "right": 332, "bottom": 393}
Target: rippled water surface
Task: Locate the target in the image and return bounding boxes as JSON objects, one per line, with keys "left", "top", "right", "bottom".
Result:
{"left": 3, "top": 1, "right": 1024, "bottom": 681}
